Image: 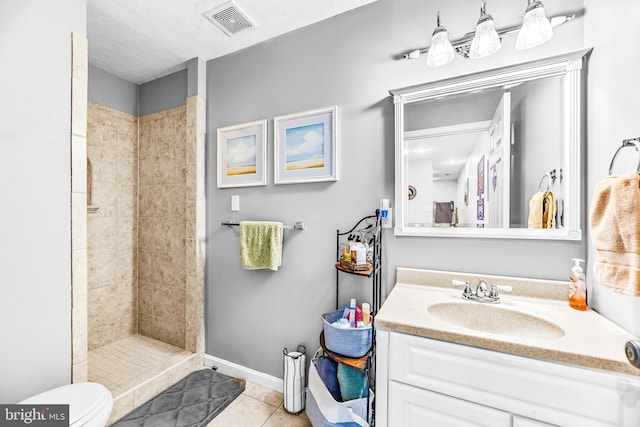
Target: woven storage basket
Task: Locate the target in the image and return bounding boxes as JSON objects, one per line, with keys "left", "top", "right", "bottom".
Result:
{"left": 322, "top": 310, "right": 372, "bottom": 358}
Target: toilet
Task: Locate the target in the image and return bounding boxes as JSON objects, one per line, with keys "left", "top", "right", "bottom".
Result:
{"left": 19, "top": 382, "right": 113, "bottom": 427}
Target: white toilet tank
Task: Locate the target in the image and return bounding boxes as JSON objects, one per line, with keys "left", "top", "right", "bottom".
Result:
{"left": 19, "top": 382, "right": 113, "bottom": 427}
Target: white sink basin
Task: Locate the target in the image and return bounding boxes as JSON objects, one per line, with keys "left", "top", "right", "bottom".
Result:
{"left": 427, "top": 302, "right": 565, "bottom": 340}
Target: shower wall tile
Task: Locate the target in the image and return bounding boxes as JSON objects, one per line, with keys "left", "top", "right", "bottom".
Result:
{"left": 117, "top": 118, "right": 138, "bottom": 155}
{"left": 117, "top": 217, "right": 137, "bottom": 250}
{"left": 116, "top": 250, "right": 137, "bottom": 284}
{"left": 87, "top": 102, "right": 138, "bottom": 350}
{"left": 88, "top": 289, "right": 135, "bottom": 351}
{"left": 139, "top": 184, "right": 186, "bottom": 218}
{"left": 72, "top": 249, "right": 88, "bottom": 304}
{"left": 117, "top": 282, "right": 137, "bottom": 335}
{"left": 72, "top": 135, "right": 87, "bottom": 194}
{"left": 71, "top": 192, "right": 87, "bottom": 251}
{"left": 161, "top": 245, "right": 186, "bottom": 287}
{"left": 140, "top": 217, "right": 186, "bottom": 250}
{"left": 185, "top": 164, "right": 196, "bottom": 202}
{"left": 185, "top": 95, "right": 206, "bottom": 353}
{"left": 72, "top": 360, "right": 88, "bottom": 384}
{"left": 88, "top": 145, "right": 118, "bottom": 183}
{"left": 138, "top": 281, "right": 154, "bottom": 317}
{"left": 87, "top": 249, "right": 119, "bottom": 289}
{"left": 185, "top": 240, "right": 196, "bottom": 278}
{"left": 138, "top": 315, "right": 156, "bottom": 340}
{"left": 118, "top": 184, "right": 138, "bottom": 218}
{"left": 154, "top": 285, "right": 185, "bottom": 320}
{"left": 139, "top": 153, "right": 185, "bottom": 185}
{"left": 138, "top": 249, "right": 163, "bottom": 284}
{"left": 87, "top": 217, "right": 117, "bottom": 250}
{"left": 89, "top": 180, "right": 117, "bottom": 218}
{"left": 156, "top": 317, "right": 185, "bottom": 349}
{"left": 71, "top": 33, "right": 88, "bottom": 383}
{"left": 118, "top": 151, "right": 138, "bottom": 185}
{"left": 186, "top": 202, "right": 196, "bottom": 239}
{"left": 138, "top": 123, "right": 153, "bottom": 157}
{"left": 71, "top": 34, "right": 88, "bottom": 139}
{"left": 72, "top": 303, "right": 88, "bottom": 363}
{"left": 87, "top": 109, "right": 118, "bottom": 150}
{"left": 138, "top": 104, "right": 188, "bottom": 347}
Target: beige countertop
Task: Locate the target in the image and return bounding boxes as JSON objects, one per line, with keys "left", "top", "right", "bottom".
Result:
{"left": 376, "top": 267, "right": 640, "bottom": 377}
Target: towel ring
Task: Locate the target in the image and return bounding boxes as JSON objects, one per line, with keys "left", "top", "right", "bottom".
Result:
{"left": 538, "top": 174, "right": 551, "bottom": 192}
{"left": 609, "top": 138, "right": 640, "bottom": 175}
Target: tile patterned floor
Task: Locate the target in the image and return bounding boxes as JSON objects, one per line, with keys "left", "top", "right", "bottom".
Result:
{"left": 89, "top": 334, "right": 311, "bottom": 426}
{"left": 208, "top": 381, "right": 312, "bottom": 427}
{"left": 89, "top": 334, "right": 193, "bottom": 397}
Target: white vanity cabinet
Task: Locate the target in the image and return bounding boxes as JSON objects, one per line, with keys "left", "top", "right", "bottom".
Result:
{"left": 376, "top": 329, "right": 640, "bottom": 427}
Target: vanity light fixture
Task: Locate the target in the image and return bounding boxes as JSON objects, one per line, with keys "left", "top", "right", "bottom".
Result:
{"left": 426, "top": 11, "right": 455, "bottom": 67}
{"left": 403, "top": 1, "right": 578, "bottom": 64}
{"left": 469, "top": 0, "right": 501, "bottom": 59}
{"left": 516, "top": 0, "right": 553, "bottom": 49}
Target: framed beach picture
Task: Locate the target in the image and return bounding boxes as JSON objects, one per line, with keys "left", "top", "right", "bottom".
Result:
{"left": 217, "top": 119, "right": 267, "bottom": 188}
{"left": 274, "top": 105, "right": 337, "bottom": 184}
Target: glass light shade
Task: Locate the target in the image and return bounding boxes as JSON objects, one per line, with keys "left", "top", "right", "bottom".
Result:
{"left": 516, "top": 2, "right": 553, "bottom": 49}
{"left": 426, "top": 28, "right": 455, "bottom": 67}
{"left": 469, "top": 14, "right": 501, "bottom": 59}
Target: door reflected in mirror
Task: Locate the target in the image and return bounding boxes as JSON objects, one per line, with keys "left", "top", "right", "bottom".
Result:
{"left": 391, "top": 49, "right": 590, "bottom": 239}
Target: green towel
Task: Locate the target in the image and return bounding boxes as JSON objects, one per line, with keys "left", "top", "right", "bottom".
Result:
{"left": 239, "top": 221, "right": 283, "bottom": 271}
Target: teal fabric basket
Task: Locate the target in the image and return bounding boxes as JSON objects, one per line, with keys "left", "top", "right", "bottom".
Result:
{"left": 322, "top": 310, "right": 372, "bottom": 358}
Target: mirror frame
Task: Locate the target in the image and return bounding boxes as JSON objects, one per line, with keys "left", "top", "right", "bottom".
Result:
{"left": 390, "top": 49, "right": 591, "bottom": 240}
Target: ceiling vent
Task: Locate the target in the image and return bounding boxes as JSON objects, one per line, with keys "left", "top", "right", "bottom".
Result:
{"left": 204, "top": 1, "right": 255, "bottom": 37}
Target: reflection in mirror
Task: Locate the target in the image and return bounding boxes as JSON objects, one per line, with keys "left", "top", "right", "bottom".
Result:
{"left": 391, "top": 49, "right": 590, "bottom": 240}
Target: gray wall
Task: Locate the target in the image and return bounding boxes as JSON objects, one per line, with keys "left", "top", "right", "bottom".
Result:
{"left": 205, "top": 0, "right": 586, "bottom": 379}
{"left": 584, "top": 0, "right": 640, "bottom": 336}
{"left": 0, "top": 0, "right": 86, "bottom": 402}
{"left": 139, "top": 69, "right": 187, "bottom": 116}
{"left": 89, "top": 62, "right": 200, "bottom": 114}
{"left": 88, "top": 64, "right": 139, "bottom": 115}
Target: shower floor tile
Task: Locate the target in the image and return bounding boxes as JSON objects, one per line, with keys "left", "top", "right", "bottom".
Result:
{"left": 88, "top": 334, "right": 193, "bottom": 397}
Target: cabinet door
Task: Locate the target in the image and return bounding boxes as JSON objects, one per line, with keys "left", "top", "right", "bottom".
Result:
{"left": 389, "top": 381, "right": 511, "bottom": 427}
{"left": 513, "top": 416, "right": 557, "bottom": 427}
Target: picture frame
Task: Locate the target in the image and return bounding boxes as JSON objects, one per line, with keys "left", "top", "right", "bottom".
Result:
{"left": 477, "top": 155, "right": 485, "bottom": 196}
{"left": 477, "top": 197, "right": 485, "bottom": 221}
{"left": 464, "top": 177, "right": 469, "bottom": 206}
{"left": 274, "top": 105, "right": 337, "bottom": 185}
{"left": 217, "top": 119, "right": 267, "bottom": 188}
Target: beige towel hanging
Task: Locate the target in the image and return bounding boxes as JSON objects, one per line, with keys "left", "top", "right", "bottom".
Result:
{"left": 590, "top": 171, "right": 640, "bottom": 296}
{"left": 528, "top": 191, "right": 556, "bottom": 229}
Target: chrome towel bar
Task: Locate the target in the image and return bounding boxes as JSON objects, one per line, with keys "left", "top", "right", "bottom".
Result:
{"left": 222, "top": 220, "right": 305, "bottom": 230}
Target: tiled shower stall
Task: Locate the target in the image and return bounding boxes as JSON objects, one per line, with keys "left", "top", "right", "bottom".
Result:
{"left": 70, "top": 34, "right": 206, "bottom": 422}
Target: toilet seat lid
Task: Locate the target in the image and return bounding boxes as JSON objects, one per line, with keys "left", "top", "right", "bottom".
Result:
{"left": 20, "top": 382, "right": 112, "bottom": 426}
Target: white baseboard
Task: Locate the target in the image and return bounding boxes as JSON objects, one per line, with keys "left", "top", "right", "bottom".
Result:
{"left": 204, "top": 353, "right": 284, "bottom": 393}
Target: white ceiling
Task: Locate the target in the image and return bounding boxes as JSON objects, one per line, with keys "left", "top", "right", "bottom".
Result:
{"left": 87, "top": 0, "right": 378, "bottom": 84}
{"left": 410, "top": 132, "right": 485, "bottom": 181}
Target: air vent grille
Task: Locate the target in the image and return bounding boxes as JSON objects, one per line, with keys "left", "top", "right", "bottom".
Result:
{"left": 204, "top": 1, "right": 255, "bottom": 37}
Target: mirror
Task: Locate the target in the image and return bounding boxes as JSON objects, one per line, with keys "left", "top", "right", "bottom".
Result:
{"left": 391, "top": 49, "right": 590, "bottom": 240}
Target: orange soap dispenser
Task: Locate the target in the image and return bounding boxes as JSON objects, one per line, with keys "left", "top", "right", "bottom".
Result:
{"left": 569, "top": 258, "right": 587, "bottom": 311}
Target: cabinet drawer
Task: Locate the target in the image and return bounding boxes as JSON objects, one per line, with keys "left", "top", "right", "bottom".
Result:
{"left": 389, "top": 380, "right": 511, "bottom": 427}
{"left": 513, "top": 416, "right": 557, "bottom": 427}
{"left": 388, "top": 332, "right": 640, "bottom": 427}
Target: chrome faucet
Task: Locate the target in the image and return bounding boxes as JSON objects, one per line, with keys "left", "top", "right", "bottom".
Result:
{"left": 451, "top": 280, "right": 512, "bottom": 303}
{"left": 475, "top": 280, "right": 488, "bottom": 298}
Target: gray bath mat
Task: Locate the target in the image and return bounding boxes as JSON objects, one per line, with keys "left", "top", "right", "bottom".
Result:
{"left": 110, "top": 369, "right": 245, "bottom": 427}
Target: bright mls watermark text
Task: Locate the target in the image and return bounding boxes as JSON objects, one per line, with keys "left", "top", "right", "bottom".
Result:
{"left": 0, "top": 405, "right": 68, "bottom": 426}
